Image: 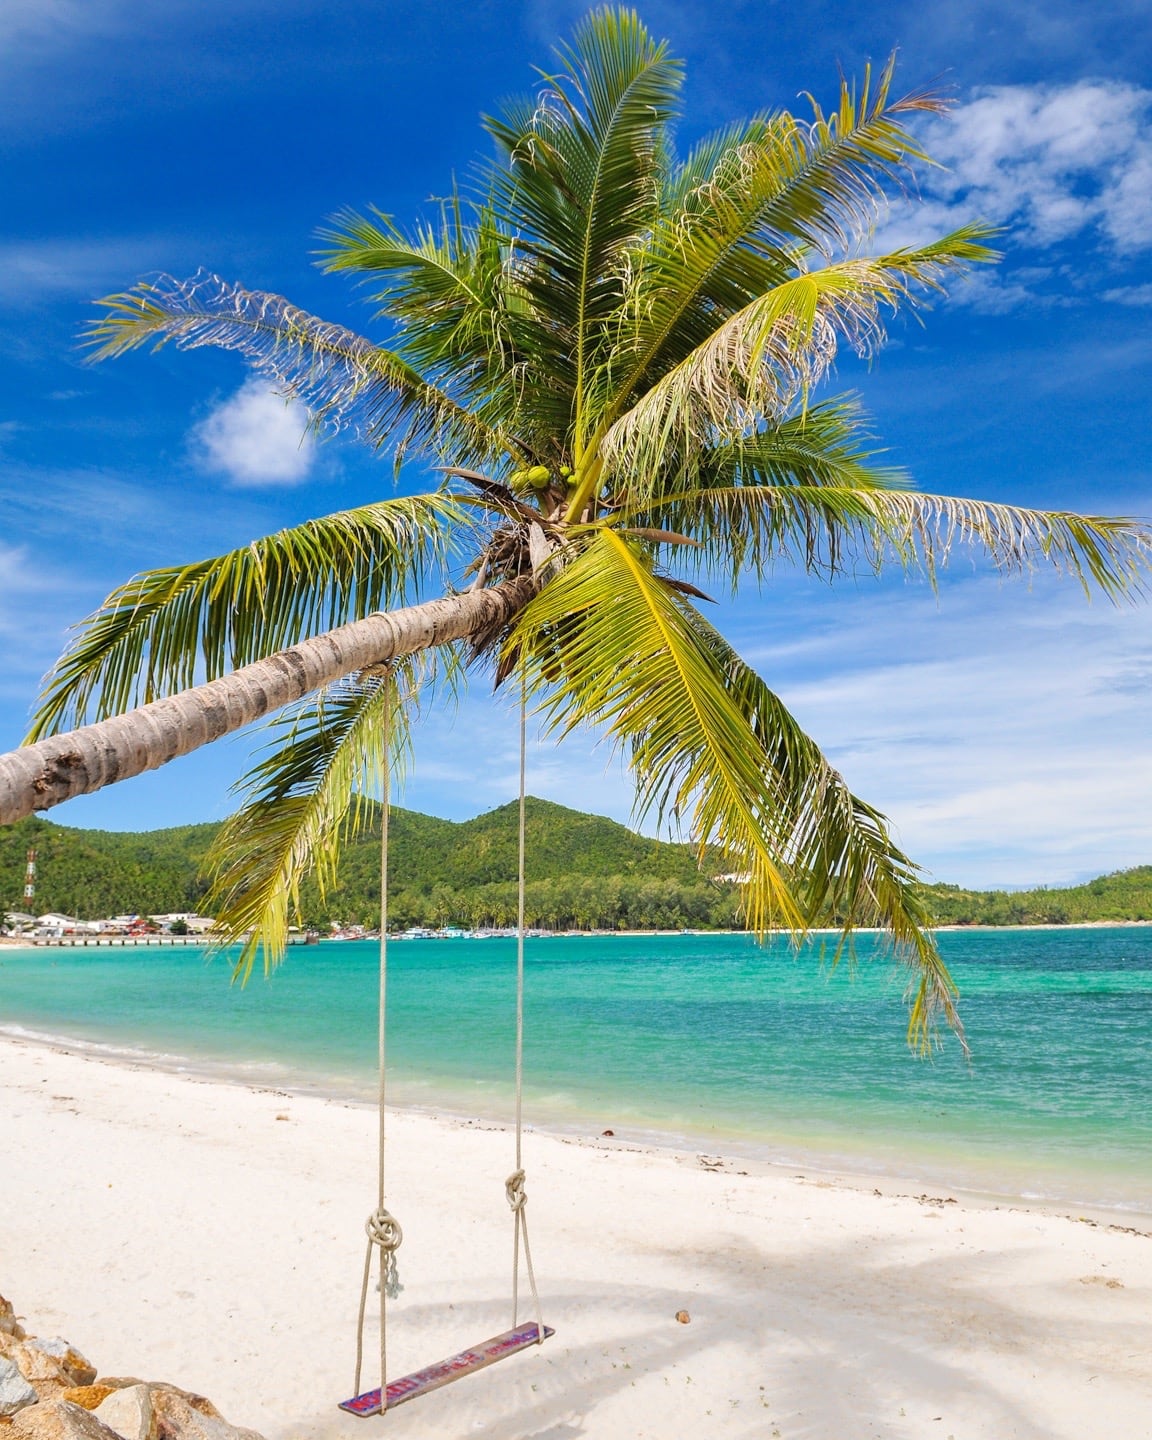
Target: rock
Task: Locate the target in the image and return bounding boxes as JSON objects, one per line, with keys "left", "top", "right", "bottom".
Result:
{"left": 0, "top": 1296, "right": 26, "bottom": 1341}
{"left": 152, "top": 1388, "right": 221, "bottom": 1423}
{"left": 150, "top": 1388, "right": 262, "bottom": 1440}
{"left": 16, "top": 1342, "right": 97, "bottom": 1389}
{"left": 11, "top": 1400, "right": 124, "bottom": 1440}
{"left": 674, "top": 1310, "right": 691, "bottom": 1324}
{"left": 94, "top": 1386, "right": 156, "bottom": 1440}
{"left": 12, "top": 1342, "right": 59, "bottom": 1385}
{"left": 0, "top": 1301, "right": 261, "bottom": 1440}
{"left": 60, "top": 1389, "right": 116, "bottom": 1412}
{"left": 0, "top": 1355, "right": 39, "bottom": 1417}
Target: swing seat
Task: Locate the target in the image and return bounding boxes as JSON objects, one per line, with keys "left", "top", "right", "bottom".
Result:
{"left": 338, "top": 1322, "right": 555, "bottom": 1416}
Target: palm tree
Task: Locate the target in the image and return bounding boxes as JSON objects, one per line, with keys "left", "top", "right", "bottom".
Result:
{"left": 1, "top": 8, "right": 1148, "bottom": 1047}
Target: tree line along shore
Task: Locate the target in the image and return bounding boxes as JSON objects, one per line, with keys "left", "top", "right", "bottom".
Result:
{"left": 2, "top": 798, "right": 1150, "bottom": 934}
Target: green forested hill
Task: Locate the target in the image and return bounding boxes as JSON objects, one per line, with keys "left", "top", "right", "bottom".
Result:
{"left": 921, "top": 867, "right": 1152, "bottom": 926}
{"left": 324, "top": 799, "right": 722, "bottom": 928}
{"left": 0, "top": 799, "right": 734, "bottom": 930}
{"left": 342, "top": 798, "right": 704, "bottom": 890}
{"left": 0, "top": 816, "right": 219, "bottom": 919}
{"left": 3, "top": 801, "right": 1151, "bottom": 930}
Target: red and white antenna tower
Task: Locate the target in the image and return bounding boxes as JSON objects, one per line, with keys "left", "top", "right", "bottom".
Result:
{"left": 23, "top": 848, "right": 37, "bottom": 906}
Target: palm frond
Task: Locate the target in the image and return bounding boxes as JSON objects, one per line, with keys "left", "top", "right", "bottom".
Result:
{"left": 624, "top": 398, "right": 901, "bottom": 581}
{"left": 203, "top": 652, "right": 452, "bottom": 978}
{"left": 86, "top": 271, "right": 516, "bottom": 469}
{"left": 483, "top": 7, "right": 681, "bottom": 448}
{"left": 29, "top": 492, "right": 468, "bottom": 737}
{"left": 598, "top": 235, "right": 994, "bottom": 495}
{"left": 507, "top": 527, "right": 959, "bottom": 1048}
{"left": 708, "top": 628, "right": 958, "bottom": 1052}
{"left": 649, "top": 479, "right": 1152, "bottom": 597}
{"left": 319, "top": 197, "right": 526, "bottom": 422}
{"left": 508, "top": 528, "right": 802, "bottom": 935}
{"left": 596, "top": 60, "right": 979, "bottom": 424}
{"left": 546, "top": 7, "right": 682, "bottom": 449}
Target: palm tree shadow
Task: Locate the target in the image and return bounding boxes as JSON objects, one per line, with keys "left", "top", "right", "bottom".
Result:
{"left": 325, "top": 1224, "right": 1136, "bottom": 1440}
{"left": 627, "top": 1226, "right": 1130, "bottom": 1440}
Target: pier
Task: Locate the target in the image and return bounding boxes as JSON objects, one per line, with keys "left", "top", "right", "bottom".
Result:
{"left": 26, "top": 933, "right": 312, "bottom": 948}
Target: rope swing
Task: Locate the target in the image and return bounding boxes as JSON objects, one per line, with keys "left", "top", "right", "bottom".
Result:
{"left": 340, "top": 667, "right": 553, "bottom": 1420}
{"left": 508, "top": 675, "right": 545, "bottom": 1340}
{"left": 351, "top": 672, "right": 402, "bottom": 1403}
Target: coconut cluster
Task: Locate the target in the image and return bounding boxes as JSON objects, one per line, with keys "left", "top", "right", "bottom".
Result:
{"left": 508, "top": 464, "right": 577, "bottom": 493}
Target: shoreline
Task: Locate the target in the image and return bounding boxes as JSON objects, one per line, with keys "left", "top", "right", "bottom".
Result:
{"left": 5, "top": 927, "right": 1152, "bottom": 1219}
{"left": 2, "top": 1022, "right": 1149, "bottom": 1229}
{"left": 2, "top": 927, "right": 1152, "bottom": 1221}
{"left": 4, "top": 919, "right": 1152, "bottom": 951}
{"left": 1, "top": 1031, "right": 1149, "bottom": 1439}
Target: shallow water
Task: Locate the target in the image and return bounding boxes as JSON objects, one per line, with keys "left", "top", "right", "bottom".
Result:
{"left": 2, "top": 928, "right": 1149, "bottom": 1209}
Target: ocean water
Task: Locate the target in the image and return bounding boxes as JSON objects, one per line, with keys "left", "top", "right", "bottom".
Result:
{"left": 1, "top": 928, "right": 1150, "bottom": 1211}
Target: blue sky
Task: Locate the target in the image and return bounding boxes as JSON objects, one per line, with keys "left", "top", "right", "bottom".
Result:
{"left": 1, "top": 0, "right": 1150, "bottom": 886}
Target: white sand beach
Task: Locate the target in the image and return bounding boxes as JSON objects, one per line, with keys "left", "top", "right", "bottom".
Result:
{"left": 1, "top": 1034, "right": 1149, "bottom": 1440}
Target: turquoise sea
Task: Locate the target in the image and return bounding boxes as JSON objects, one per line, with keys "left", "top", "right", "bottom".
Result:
{"left": 1, "top": 929, "right": 1149, "bottom": 1211}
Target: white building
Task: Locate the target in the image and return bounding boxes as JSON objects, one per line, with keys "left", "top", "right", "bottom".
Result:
{"left": 149, "top": 913, "right": 216, "bottom": 934}
{"left": 34, "top": 913, "right": 102, "bottom": 936}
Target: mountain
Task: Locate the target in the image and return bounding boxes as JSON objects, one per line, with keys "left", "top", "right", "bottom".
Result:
{"left": 920, "top": 868, "right": 1152, "bottom": 926}
{"left": 3, "top": 802, "right": 1151, "bottom": 930}
{"left": 0, "top": 800, "right": 732, "bottom": 930}
{"left": 0, "top": 817, "right": 219, "bottom": 919}
{"left": 337, "top": 798, "right": 705, "bottom": 890}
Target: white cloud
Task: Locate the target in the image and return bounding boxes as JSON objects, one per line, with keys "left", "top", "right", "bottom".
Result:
{"left": 730, "top": 573, "right": 1152, "bottom": 887}
{"left": 192, "top": 377, "right": 315, "bottom": 487}
{"left": 392, "top": 567, "right": 1152, "bottom": 891}
{"left": 1103, "top": 283, "right": 1152, "bottom": 307}
{"left": 874, "top": 80, "right": 1152, "bottom": 310}
{"left": 0, "top": 542, "right": 40, "bottom": 605}
{"left": 925, "top": 81, "right": 1152, "bottom": 248}
{"left": 944, "top": 268, "right": 1075, "bottom": 316}
{"left": 0, "top": 0, "right": 283, "bottom": 71}
{"left": 0, "top": 0, "right": 107, "bottom": 48}
{"left": 0, "top": 237, "right": 174, "bottom": 305}
{"left": 0, "top": 542, "right": 85, "bottom": 703}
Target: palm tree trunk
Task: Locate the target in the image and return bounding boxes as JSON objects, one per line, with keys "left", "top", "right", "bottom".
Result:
{"left": 0, "top": 578, "right": 534, "bottom": 827}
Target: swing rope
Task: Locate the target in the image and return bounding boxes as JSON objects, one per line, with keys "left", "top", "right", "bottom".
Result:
{"left": 349, "top": 664, "right": 545, "bottom": 1413}
{"left": 353, "top": 674, "right": 403, "bottom": 1403}
{"left": 508, "top": 673, "right": 544, "bottom": 1341}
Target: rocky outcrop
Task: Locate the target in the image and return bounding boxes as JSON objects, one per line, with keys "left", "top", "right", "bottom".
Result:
{"left": 92, "top": 1386, "right": 155, "bottom": 1440}
{"left": 150, "top": 1387, "right": 261, "bottom": 1440}
{"left": 9, "top": 1398, "right": 124, "bottom": 1440}
{"left": 58, "top": 1389, "right": 116, "bottom": 1413}
{"left": 0, "top": 1356, "right": 39, "bottom": 1417}
{"left": 0, "top": 1296, "right": 264, "bottom": 1440}
{"left": 0, "top": 1296, "right": 25, "bottom": 1340}
{"left": 13, "top": 1340, "right": 98, "bottom": 1389}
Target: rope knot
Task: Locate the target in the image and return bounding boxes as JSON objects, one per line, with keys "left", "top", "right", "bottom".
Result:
{"left": 365, "top": 1206, "right": 403, "bottom": 1300}
{"left": 505, "top": 1168, "right": 528, "bottom": 1214}
{"left": 365, "top": 1205, "right": 403, "bottom": 1250}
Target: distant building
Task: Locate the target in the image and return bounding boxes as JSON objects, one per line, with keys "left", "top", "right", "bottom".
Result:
{"left": 150, "top": 913, "right": 215, "bottom": 934}
{"left": 33, "top": 913, "right": 103, "bottom": 936}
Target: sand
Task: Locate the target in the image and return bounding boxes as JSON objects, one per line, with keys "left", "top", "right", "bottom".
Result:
{"left": 1, "top": 1034, "right": 1149, "bottom": 1440}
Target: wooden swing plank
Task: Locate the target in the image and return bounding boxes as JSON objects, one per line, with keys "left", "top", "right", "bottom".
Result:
{"left": 338, "top": 1322, "right": 554, "bottom": 1416}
